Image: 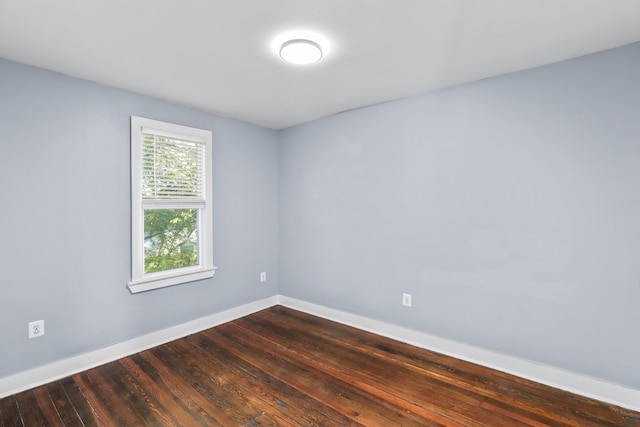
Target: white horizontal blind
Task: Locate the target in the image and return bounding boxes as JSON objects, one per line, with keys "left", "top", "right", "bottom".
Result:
{"left": 141, "top": 133, "right": 205, "bottom": 203}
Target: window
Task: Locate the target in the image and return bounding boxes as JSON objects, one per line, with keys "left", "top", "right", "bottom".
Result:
{"left": 128, "top": 116, "right": 215, "bottom": 293}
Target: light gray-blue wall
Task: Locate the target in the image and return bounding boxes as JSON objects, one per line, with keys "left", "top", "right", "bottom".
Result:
{"left": 0, "top": 58, "right": 279, "bottom": 377}
{"left": 3, "top": 42, "right": 640, "bottom": 390}
{"left": 279, "top": 43, "right": 640, "bottom": 389}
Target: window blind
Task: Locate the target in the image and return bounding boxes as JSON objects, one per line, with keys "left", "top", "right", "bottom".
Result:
{"left": 141, "top": 133, "right": 205, "bottom": 202}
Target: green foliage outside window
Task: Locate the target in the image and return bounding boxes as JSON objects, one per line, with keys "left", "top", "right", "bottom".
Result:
{"left": 144, "top": 208, "right": 199, "bottom": 273}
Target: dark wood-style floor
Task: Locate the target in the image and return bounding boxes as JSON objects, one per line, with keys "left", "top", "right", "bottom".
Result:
{"left": 1, "top": 306, "right": 639, "bottom": 426}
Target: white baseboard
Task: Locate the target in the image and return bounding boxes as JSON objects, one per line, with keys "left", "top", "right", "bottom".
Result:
{"left": 278, "top": 295, "right": 640, "bottom": 412}
{"left": 2, "top": 294, "right": 639, "bottom": 413}
{"left": 0, "top": 296, "right": 278, "bottom": 399}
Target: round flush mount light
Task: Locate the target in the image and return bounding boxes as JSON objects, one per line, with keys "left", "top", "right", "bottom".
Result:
{"left": 273, "top": 31, "right": 329, "bottom": 66}
{"left": 279, "top": 39, "right": 323, "bottom": 65}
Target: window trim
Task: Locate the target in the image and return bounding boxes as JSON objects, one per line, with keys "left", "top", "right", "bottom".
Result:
{"left": 128, "top": 116, "right": 216, "bottom": 293}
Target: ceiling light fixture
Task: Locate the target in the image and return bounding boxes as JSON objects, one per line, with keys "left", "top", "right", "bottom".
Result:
{"left": 279, "top": 39, "right": 323, "bottom": 65}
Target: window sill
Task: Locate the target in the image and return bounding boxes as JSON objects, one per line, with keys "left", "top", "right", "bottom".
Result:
{"left": 127, "top": 266, "right": 217, "bottom": 294}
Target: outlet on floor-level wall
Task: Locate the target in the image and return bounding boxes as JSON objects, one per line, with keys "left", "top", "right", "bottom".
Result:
{"left": 28, "top": 320, "right": 45, "bottom": 339}
{"left": 402, "top": 293, "right": 412, "bottom": 307}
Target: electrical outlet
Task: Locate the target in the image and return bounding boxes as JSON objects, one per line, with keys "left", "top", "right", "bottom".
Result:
{"left": 402, "top": 293, "right": 412, "bottom": 307}
{"left": 260, "top": 272, "right": 267, "bottom": 282}
{"left": 29, "top": 320, "right": 45, "bottom": 339}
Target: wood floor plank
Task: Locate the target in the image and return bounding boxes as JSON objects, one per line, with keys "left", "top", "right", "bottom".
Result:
{"left": 2, "top": 305, "right": 640, "bottom": 427}
{"left": 46, "top": 381, "right": 85, "bottom": 427}
{"left": 256, "top": 306, "right": 516, "bottom": 404}
{"left": 179, "top": 335, "right": 340, "bottom": 427}
{"left": 184, "top": 332, "right": 361, "bottom": 427}
{"left": 188, "top": 331, "right": 374, "bottom": 426}
{"left": 127, "top": 352, "right": 221, "bottom": 426}
{"left": 14, "top": 389, "right": 45, "bottom": 427}
{"left": 139, "top": 348, "right": 241, "bottom": 425}
{"left": 58, "top": 377, "right": 102, "bottom": 427}
{"left": 152, "top": 339, "right": 303, "bottom": 427}
{"left": 207, "top": 323, "right": 453, "bottom": 426}
{"left": 229, "top": 315, "right": 508, "bottom": 426}
{"left": 73, "top": 366, "right": 145, "bottom": 426}
{"left": 150, "top": 343, "right": 267, "bottom": 425}
{"left": 101, "top": 358, "right": 177, "bottom": 426}
{"left": 0, "top": 395, "right": 23, "bottom": 427}
{"left": 118, "top": 355, "right": 202, "bottom": 426}
{"left": 258, "top": 306, "right": 635, "bottom": 427}
{"left": 255, "top": 312, "right": 566, "bottom": 425}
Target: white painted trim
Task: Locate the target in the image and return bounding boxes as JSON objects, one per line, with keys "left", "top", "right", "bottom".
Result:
{"left": 0, "top": 296, "right": 277, "bottom": 399}
{"left": 277, "top": 295, "right": 640, "bottom": 412}
{"left": 127, "top": 266, "right": 217, "bottom": 293}
{"left": 2, "top": 294, "right": 639, "bottom": 412}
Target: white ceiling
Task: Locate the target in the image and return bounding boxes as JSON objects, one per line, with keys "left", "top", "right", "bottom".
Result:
{"left": 1, "top": 0, "right": 639, "bottom": 129}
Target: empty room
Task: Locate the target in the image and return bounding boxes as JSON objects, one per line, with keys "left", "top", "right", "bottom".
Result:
{"left": 1, "top": 1, "right": 640, "bottom": 425}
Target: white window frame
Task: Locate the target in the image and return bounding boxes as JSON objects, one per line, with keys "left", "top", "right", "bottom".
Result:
{"left": 128, "top": 116, "right": 216, "bottom": 293}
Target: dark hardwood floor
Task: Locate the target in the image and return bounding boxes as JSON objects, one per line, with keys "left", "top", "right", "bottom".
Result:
{"left": 1, "top": 306, "right": 639, "bottom": 426}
